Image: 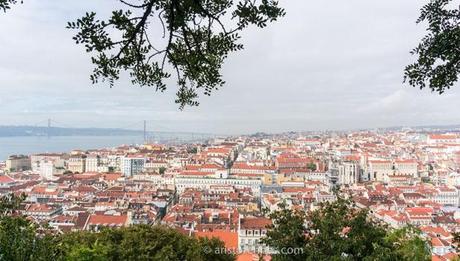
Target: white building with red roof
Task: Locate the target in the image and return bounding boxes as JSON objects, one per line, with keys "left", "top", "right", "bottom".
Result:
{"left": 427, "top": 134, "right": 460, "bottom": 145}
{"left": 0, "top": 175, "right": 16, "bottom": 188}
{"left": 238, "top": 216, "right": 272, "bottom": 253}
{"left": 84, "top": 213, "right": 129, "bottom": 231}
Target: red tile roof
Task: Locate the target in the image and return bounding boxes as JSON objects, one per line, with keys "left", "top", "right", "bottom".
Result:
{"left": 0, "top": 175, "right": 14, "bottom": 183}
{"left": 195, "top": 230, "right": 238, "bottom": 249}
{"left": 87, "top": 214, "right": 127, "bottom": 227}
{"left": 240, "top": 217, "right": 271, "bottom": 230}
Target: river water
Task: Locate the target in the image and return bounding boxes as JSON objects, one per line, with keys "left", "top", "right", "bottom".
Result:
{"left": 0, "top": 135, "right": 201, "bottom": 160}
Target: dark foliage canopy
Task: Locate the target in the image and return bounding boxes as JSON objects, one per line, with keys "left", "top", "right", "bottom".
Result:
{"left": 0, "top": 0, "right": 21, "bottom": 12}
{"left": 405, "top": 0, "right": 460, "bottom": 93}
{"left": 262, "top": 198, "right": 431, "bottom": 261}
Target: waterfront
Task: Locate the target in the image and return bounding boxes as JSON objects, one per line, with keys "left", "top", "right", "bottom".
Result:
{"left": 0, "top": 136, "right": 144, "bottom": 160}
{"left": 0, "top": 134, "right": 209, "bottom": 160}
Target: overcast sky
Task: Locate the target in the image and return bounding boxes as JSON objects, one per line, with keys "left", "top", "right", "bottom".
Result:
{"left": 0, "top": 0, "right": 459, "bottom": 134}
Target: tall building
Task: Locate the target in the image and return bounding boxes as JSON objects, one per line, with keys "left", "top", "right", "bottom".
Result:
{"left": 68, "top": 155, "right": 86, "bottom": 173}
{"left": 85, "top": 155, "right": 101, "bottom": 172}
{"left": 393, "top": 159, "right": 418, "bottom": 177}
{"left": 367, "top": 160, "right": 393, "bottom": 182}
{"left": 338, "top": 161, "right": 360, "bottom": 185}
{"left": 6, "top": 155, "right": 31, "bottom": 172}
{"left": 40, "top": 160, "right": 55, "bottom": 180}
{"left": 122, "top": 156, "right": 145, "bottom": 177}
{"left": 30, "top": 153, "right": 64, "bottom": 173}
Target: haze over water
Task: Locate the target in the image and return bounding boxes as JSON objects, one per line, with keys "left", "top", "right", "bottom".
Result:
{"left": 0, "top": 134, "right": 205, "bottom": 160}
{"left": 0, "top": 136, "right": 142, "bottom": 160}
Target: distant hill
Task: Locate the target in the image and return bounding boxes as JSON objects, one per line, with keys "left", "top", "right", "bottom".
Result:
{"left": 0, "top": 126, "right": 219, "bottom": 140}
{"left": 0, "top": 126, "right": 143, "bottom": 137}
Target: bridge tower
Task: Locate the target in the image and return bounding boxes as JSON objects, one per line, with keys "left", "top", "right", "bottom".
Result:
{"left": 47, "top": 118, "right": 51, "bottom": 138}
{"left": 143, "top": 120, "right": 147, "bottom": 144}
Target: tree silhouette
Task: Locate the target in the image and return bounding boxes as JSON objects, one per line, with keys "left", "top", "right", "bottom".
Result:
{"left": 66, "top": 0, "right": 285, "bottom": 109}
{"left": 405, "top": 0, "right": 460, "bottom": 94}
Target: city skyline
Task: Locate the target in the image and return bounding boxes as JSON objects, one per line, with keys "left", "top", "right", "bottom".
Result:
{"left": 1, "top": 0, "right": 460, "bottom": 134}
{"left": 0, "top": 128, "right": 459, "bottom": 260}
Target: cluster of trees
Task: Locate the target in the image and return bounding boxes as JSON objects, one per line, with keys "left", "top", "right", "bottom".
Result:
{"left": 0, "top": 220, "right": 234, "bottom": 260}
{"left": 404, "top": 0, "right": 460, "bottom": 94}
{"left": 306, "top": 162, "right": 317, "bottom": 172}
{"left": 262, "top": 198, "right": 432, "bottom": 261}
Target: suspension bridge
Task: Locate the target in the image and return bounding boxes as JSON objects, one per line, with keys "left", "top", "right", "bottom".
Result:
{"left": 27, "top": 119, "right": 226, "bottom": 144}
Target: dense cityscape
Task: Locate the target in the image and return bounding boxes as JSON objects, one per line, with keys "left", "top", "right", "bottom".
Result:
{"left": 1, "top": 129, "right": 459, "bottom": 260}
